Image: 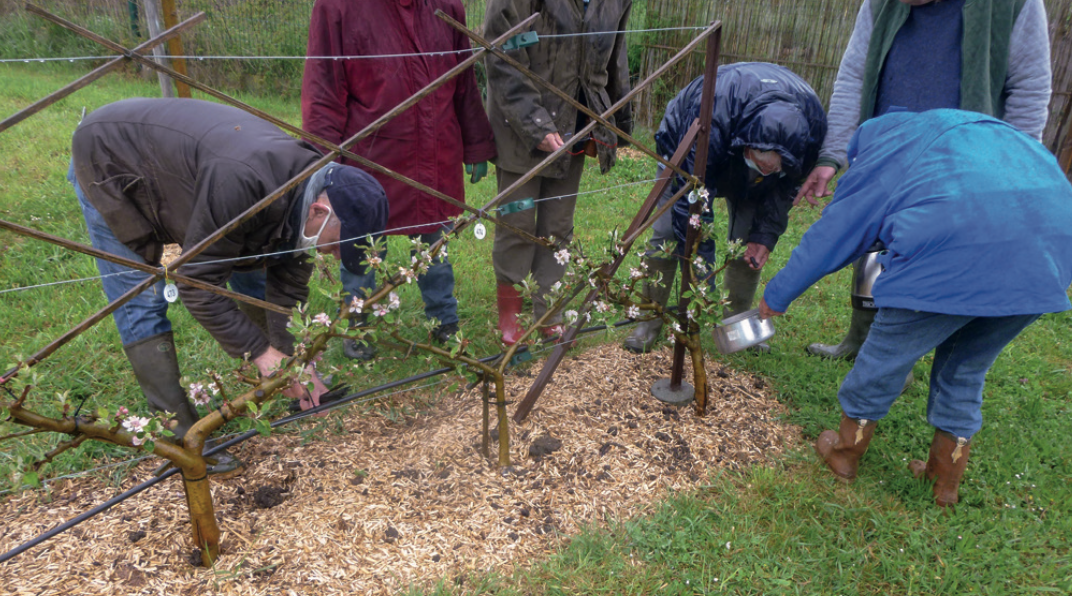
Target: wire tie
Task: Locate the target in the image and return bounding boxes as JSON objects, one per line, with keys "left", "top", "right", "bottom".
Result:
{"left": 163, "top": 263, "right": 179, "bottom": 303}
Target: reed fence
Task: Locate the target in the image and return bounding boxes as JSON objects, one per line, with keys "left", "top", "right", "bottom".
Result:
{"left": 3, "top": 0, "right": 1070, "bottom": 166}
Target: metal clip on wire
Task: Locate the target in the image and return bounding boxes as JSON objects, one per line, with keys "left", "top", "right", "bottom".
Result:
{"left": 501, "top": 31, "right": 539, "bottom": 51}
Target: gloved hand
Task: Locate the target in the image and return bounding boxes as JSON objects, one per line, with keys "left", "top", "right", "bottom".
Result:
{"left": 465, "top": 162, "right": 488, "bottom": 184}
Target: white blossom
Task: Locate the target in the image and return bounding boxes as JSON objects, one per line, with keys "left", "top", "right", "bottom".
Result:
{"left": 554, "top": 249, "right": 570, "bottom": 266}
{"left": 367, "top": 254, "right": 383, "bottom": 267}
{"left": 630, "top": 268, "right": 644, "bottom": 280}
{"left": 551, "top": 281, "right": 563, "bottom": 292}
{"left": 564, "top": 310, "right": 579, "bottom": 323}
{"left": 388, "top": 292, "right": 401, "bottom": 311}
{"left": 349, "top": 297, "right": 364, "bottom": 314}
{"left": 595, "top": 301, "right": 611, "bottom": 313}
{"left": 373, "top": 303, "right": 390, "bottom": 317}
{"left": 312, "top": 313, "right": 331, "bottom": 326}
{"left": 626, "top": 305, "right": 640, "bottom": 319}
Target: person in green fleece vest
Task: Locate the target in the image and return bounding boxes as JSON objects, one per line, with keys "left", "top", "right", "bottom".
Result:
{"left": 793, "top": 0, "right": 1052, "bottom": 366}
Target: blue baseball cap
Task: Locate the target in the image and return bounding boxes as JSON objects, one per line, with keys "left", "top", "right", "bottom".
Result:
{"left": 321, "top": 165, "right": 389, "bottom": 273}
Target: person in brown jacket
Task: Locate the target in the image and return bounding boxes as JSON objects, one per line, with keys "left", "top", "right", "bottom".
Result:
{"left": 484, "top": 0, "right": 632, "bottom": 344}
{"left": 70, "top": 98, "right": 388, "bottom": 473}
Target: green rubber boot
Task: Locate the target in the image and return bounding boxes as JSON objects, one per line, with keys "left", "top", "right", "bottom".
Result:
{"left": 623, "top": 258, "right": 678, "bottom": 353}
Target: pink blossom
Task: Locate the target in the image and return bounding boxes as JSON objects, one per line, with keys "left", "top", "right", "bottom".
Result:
{"left": 122, "top": 416, "right": 150, "bottom": 436}
{"left": 313, "top": 313, "right": 332, "bottom": 326}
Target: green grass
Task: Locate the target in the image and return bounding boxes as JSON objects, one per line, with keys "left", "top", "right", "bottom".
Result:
{"left": 2, "top": 64, "right": 1071, "bottom": 594}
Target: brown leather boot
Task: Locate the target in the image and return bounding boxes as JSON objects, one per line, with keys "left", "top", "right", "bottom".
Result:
{"left": 497, "top": 283, "right": 524, "bottom": 345}
{"left": 908, "top": 430, "right": 971, "bottom": 508}
{"left": 815, "top": 414, "right": 876, "bottom": 483}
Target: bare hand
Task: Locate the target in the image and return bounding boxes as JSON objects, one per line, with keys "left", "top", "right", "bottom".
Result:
{"left": 253, "top": 346, "right": 326, "bottom": 409}
{"left": 758, "top": 297, "right": 784, "bottom": 320}
{"left": 299, "top": 369, "right": 329, "bottom": 412}
{"left": 744, "top": 243, "right": 771, "bottom": 270}
{"left": 794, "top": 165, "right": 836, "bottom": 207}
{"left": 536, "top": 132, "right": 565, "bottom": 153}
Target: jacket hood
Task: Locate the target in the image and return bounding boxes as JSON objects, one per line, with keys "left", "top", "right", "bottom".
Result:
{"left": 731, "top": 96, "right": 812, "bottom": 177}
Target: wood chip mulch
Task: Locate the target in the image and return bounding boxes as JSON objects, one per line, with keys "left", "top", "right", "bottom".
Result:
{"left": 0, "top": 343, "right": 800, "bottom": 595}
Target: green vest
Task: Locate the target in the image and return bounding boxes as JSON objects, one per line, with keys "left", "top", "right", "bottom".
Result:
{"left": 859, "top": 0, "right": 1027, "bottom": 124}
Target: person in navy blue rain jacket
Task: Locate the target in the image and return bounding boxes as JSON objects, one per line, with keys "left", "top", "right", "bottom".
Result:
{"left": 622, "top": 63, "right": 826, "bottom": 354}
{"left": 759, "top": 109, "right": 1072, "bottom": 508}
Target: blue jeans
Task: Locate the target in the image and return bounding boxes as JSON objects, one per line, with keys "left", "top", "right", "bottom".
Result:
{"left": 839, "top": 307, "right": 1040, "bottom": 439}
{"left": 341, "top": 227, "right": 457, "bottom": 326}
{"left": 71, "top": 162, "right": 266, "bottom": 346}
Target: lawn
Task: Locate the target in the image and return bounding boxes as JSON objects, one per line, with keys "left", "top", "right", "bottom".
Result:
{"left": 0, "top": 63, "right": 1070, "bottom": 595}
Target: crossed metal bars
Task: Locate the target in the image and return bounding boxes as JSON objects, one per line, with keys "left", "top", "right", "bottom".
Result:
{"left": 0, "top": 2, "right": 722, "bottom": 416}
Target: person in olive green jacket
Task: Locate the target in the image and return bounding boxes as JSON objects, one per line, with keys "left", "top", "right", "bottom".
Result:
{"left": 793, "top": 0, "right": 1052, "bottom": 364}
{"left": 484, "top": 0, "right": 632, "bottom": 345}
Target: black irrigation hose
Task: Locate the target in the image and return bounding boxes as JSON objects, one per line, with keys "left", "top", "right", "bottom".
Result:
{"left": 0, "top": 316, "right": 653, "bottom": 565}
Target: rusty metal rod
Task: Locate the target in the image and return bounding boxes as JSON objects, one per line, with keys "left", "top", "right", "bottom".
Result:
{"left": 0, "top": 218, "right": 289, "bottom": 315}
{"left": 1, "top": 10, "right": 543, "bottom": 382}
{"left": 2, "top": 276, "right": 157, "bottom": 382}
{"left": 440, "top": 11, "right": 694, "bottom": 183}
{"left": 29, "top": 4, "right": 547, "bottom": 248}
{"left": 514, "top": 23, "right": 723, "bottom": 422}
{"left": 669, "top": 28, "right": 721, "bottom": 413}
{"left": 0, "top": 6, "right": 205, "bottom": 134}
{"left": 512, "top": 119, "right": 705, "bottom": 423}
{"left": 618, "top": 120, "right": 701, "bottom": 247}
{"left": 454, "top": 17, "right": 720, "bottom": 228}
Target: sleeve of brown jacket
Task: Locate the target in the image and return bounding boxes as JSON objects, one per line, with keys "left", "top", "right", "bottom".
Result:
{"left": 606, "top": 3, "right": 633, "bottom": 143}
{"left": 448, "top": 2, "right": 498, "bottom": 164}
{"left": 483, "top": 0, "right": 559, "bottom": 152}
{"left": 175, "top": 162, "right": 311, "bottom": 360}
{"left": 301, "top": 0, "right": 349, "bottom": 152}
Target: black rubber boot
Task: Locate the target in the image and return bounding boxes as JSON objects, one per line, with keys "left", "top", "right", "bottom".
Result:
{"left": 623, "top": 258, "right": 677, "bottom": 353}
{"left": 343, "top": 313, "right": 377, "bottom": 361}
{"left": 807, "top": 306, "right": 875, "bottom": 361}
{"left": 722, "top": 258, "right": 769, "bottom": 353}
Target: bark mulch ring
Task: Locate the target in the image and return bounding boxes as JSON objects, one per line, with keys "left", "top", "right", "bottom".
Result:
{"left": 0, "top": 343, "right": 800, "bottom": 595}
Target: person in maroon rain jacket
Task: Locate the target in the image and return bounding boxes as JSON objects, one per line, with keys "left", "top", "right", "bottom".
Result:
{"left": 301, "top": 0, "right": 497, "bottom": 360}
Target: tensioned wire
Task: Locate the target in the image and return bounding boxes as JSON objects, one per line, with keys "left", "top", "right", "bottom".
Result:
{"left": 0, "top": 320, "right": 594, "bottom": 495}
{"left": 0, "top": 26, "right": 707, "bottom": 63}
{"left": 0, "top": 176, "right": 662, "bottom": 295}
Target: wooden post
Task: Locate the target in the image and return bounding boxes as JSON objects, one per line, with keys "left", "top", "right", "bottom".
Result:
{"left": 142, "top": 0, "right": 174, "bottom": 98}
{"left": 159, "top": 0, "right": 191, "bottom": 98}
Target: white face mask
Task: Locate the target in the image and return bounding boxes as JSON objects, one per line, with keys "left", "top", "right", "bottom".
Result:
{"left": 298, "top": 204, "right": 333, "bottom": 250}
{"left": 744, "top": 155, "right": 786, "bottom": 178}
{"left": 743, "top": 156, "right": 763, "bottom": 175}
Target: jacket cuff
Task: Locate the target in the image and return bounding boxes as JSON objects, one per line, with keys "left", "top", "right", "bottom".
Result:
{"left": 814, "top": 157, "right": 842, "bottom": 171}
{"left": 748, "top": 232, "right": 779, "bottom": 252}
